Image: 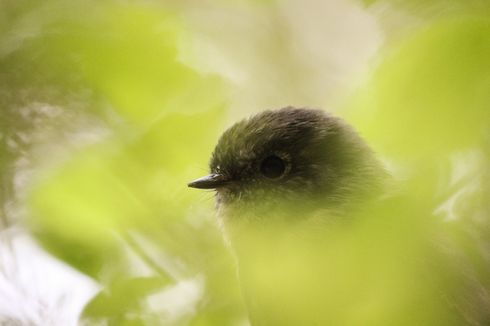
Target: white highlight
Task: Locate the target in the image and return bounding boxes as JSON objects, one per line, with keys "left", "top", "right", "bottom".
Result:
{"left": 0, "top": 229, "right": 99, "bottom": 325}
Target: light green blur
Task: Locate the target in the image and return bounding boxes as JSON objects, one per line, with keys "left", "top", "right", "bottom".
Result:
{"left": 0, "top": 0, "right": 488, "bottom": 324}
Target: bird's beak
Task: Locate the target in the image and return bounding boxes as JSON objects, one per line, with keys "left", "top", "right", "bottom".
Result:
{"left": 187, "top": 173, "right": 230, "bottom": 189}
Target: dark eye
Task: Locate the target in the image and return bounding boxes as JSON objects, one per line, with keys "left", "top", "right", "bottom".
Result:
{"left": 260, "top": 155, "right": 286, "bottom": 179}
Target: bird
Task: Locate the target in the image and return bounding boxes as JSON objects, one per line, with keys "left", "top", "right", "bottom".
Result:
{"left": 188, "top": 107, "right": 387, "bottom": 219}
{"left": 188, "top": 107, "right": 490, "bottom": 326}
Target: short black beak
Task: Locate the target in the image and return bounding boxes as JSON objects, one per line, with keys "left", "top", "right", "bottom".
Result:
{"left": 187, "top": 173, "right": 230, "bottom": 189}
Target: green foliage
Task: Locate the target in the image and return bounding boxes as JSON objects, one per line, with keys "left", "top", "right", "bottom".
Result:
{"left": 1, "top": 0, "right": 489, "bottom": 325}
{"left": 348, "top": 16, "right": 490, "bottom": 159}
{"left": 361, "top": 0, "right": 490, "bottom": 15}
{"left": 2, "top": 1, "right": 242, "bottom": 324}
{"left": 83, "top": 276, "right": 170, "bottom": 324}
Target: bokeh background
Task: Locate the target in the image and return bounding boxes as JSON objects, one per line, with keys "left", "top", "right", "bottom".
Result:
{"left": 1, "top": 0, "right": 489, "bottom": 325}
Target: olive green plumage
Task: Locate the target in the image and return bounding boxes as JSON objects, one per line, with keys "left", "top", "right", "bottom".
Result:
{"left": 191, "top": 107, "right": 387, "bottom": 219}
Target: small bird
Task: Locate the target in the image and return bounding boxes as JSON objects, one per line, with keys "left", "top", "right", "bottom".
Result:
{"left": 188, "top": 107, "right": 386, "bottom": 219}
{"left": 188, "top": 107, "right": 490, "bottom": 325}
{"left": 188, "top": 107, "right": 390, "bottom": 324}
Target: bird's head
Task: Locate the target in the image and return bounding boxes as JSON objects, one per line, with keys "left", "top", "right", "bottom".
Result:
{"left": 189, "top": 107, "right": 386, "bottom": 220}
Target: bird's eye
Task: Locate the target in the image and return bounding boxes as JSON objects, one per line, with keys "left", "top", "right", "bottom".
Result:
{"left": 260, "top": 155, "right": 286, "bottom": 179}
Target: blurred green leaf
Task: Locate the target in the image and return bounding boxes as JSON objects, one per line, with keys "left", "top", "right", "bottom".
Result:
{"left": 83, "top": 276, "right": 169, "bottom": 318}
{"left": 348, "top": 16, "right": 490, "bottom": 159}
{"left": 6, "top": 0, "right": 488, "bottom": 325}
{"left": 361, "top": 0, "right": 490, "bottom": 14}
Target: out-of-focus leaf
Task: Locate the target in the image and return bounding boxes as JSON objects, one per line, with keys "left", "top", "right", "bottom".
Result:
{"left": 348, "top": 16, "right": 490, "bottom": 160}
{"left": 341, "top": 13, "right": 490, "bottom": 326}
{"left": 82, "top": 276, "right": 169, "bottom": 318}
{"left": 361, "top": 0, "right": 490, "bottom": 14}
{"left": 28, "top": 108, "right": 224, "bottom": 276}
{"left": 24, "top": 0, "right": 226, "bottom": 285}
{"left": 50, "top": 4, "right": 223, "bottom": 126}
